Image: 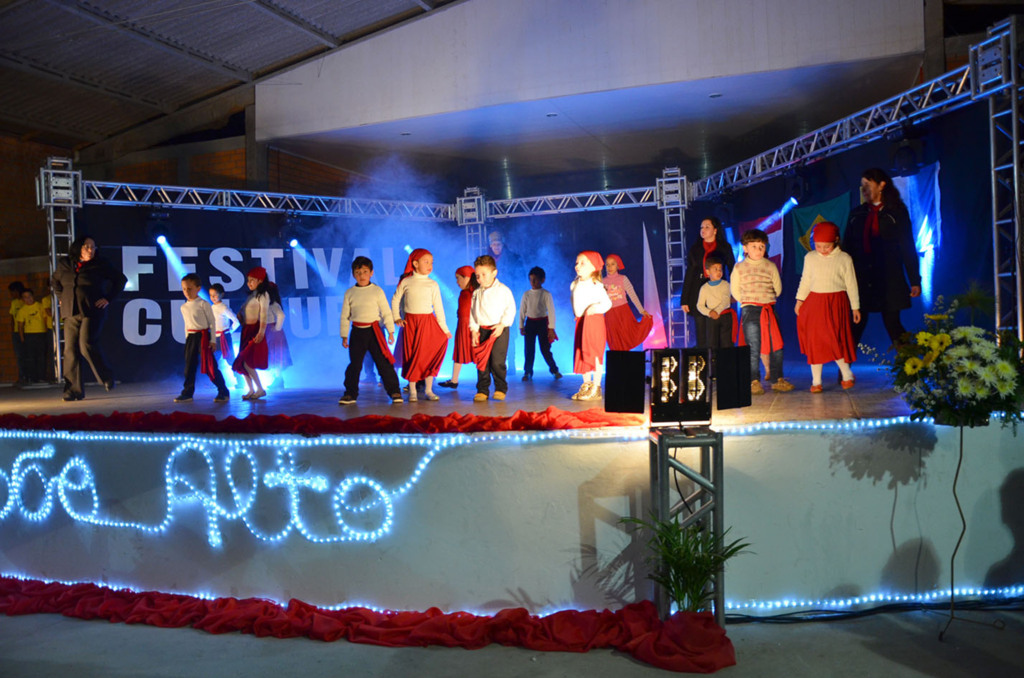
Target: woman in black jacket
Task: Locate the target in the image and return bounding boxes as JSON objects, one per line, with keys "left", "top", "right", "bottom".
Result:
{"left": 51, "top": 235, "right": 128, "bottom": 400}
{"left": 842, "top": 168, "right": 921, "bottom": 349}
{"left": 680, "top": 216, "right": 735, "bottom": 347}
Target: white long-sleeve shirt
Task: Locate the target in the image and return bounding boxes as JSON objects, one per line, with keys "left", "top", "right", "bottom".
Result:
{"left": 519, "top": 288, "right": 556, "bottom": 331}
{"left": 795, "top": 247, "right": 860, "bottom": 309}
{"left": 470, "top": 279, "right": 516, "bottom": 330}
{"left": 181, "top": 297, "right": 217, "bottom": 342}
{"left": 341, "top": 283, "right": 395, "bottom": 339}
{"left": 211, "top": 300, "right": 239, "bottom": 334}
{"left": 570, "top": 277, "right": 612, "bottom": 318}
{"left": 269, "top": 301, "right": 286, "bottom": 331}
{"left": 391, "top": 273, "right": 450, "bottom": 334}
{"left": 697, "top": 280, "right": 732, "bottom": 316}
{"left": 241, "top": 292, "right": 269, "bottom": 326}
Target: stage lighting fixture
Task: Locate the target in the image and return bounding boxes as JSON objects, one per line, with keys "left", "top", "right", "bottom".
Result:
{"left": 156, "top": 235, "right": 167, "bottom": 245}
{"left": 605, "top": 347, "right": 753, "bottom": 424}
{"left": 289, "top": 239, "right": 299, "bottom": 248}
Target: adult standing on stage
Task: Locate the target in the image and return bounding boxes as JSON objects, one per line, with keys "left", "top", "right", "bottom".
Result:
{"left": 842, "top": 168, "right": 920, "bottom": 348}
{"left": 51, "top": 234, "right": 127, "bottom": 401}
{"left": 680, "top": 216, "right": 735, "bottom": 347}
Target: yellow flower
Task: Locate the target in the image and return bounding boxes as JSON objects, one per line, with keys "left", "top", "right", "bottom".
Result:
{"left": 915, "top": 331, "right": 933, "bottom": 347}
{"left": 904, "top": 357, "right": 924, "bottom": 375}
{"left": 930, "top": 333, "right": 952, "bottom": 352}
{"left": 922, "top": 351, "right": 938, "bottom": 367}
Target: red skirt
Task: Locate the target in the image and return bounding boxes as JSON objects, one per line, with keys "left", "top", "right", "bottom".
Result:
{"left": 233, "top": 323, "right": 269, "bottom": 373}
{"left": 797, "top": 291, "right": 856, "bottom": 365}
{"left": 605, "top": 303, "right": 654, "bottom": 351}
{"left": 400, "top": 313, "right": 449, "bottom": 381}
{"left": 574, "top": 314, "right": 606, "bottom": 374}
{"left": 217, "top": 331, "right": 236, "bottom": 364}
{"left": 453, "top": 319, "right": 473, "bottom": 364}
{"left": 266, "top": 327, "right": 293, "bottom": 370}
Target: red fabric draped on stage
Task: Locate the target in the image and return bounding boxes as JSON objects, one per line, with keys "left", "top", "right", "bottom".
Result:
{"left": 0, "top": 407, "right": 646, "bottom": 435}
{"left": 0, "top": 577, "right": 735, "bottom": 673}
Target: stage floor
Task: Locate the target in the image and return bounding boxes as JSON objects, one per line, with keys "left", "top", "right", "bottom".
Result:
{"left": 0, "top": 362, "right": 912, "bottom": 426}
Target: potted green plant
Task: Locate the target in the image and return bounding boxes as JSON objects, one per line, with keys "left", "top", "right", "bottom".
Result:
{"left": 623, "top": 514, "right": 750, "bottom": 614}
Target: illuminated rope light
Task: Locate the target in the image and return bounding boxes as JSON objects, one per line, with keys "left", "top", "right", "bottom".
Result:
{"left": 0, "top": 428, "right": 647, "bottom": 548}
{"left": 725, "top": 584, "right": 1024, "bottom": 613}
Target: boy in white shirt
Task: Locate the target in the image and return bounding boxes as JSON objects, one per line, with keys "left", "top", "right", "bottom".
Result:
{"left": 470, "top": 255, "right": 517, "bottom": 401}
{"left": 695, "top": 256, "right": 735, "bottom": 350}
{"left": 339, "top": 256, "right": 401, "bottom": 405}
{"left": 519, "top": 266, "right": 561, "bottom": 381}
{"left": 175, "top": 274, "right": 229, "bottom": 403}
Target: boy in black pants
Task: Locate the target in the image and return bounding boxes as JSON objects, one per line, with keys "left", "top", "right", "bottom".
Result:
{"left": 339, "top": 256, "right": 402, "bottom": 404}
{"left": 175, "top": 274, "right": 230, "bottom": 403}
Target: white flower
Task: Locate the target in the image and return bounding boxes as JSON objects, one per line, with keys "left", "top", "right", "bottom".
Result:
{"left": 995, "top": 379, "right": 1016, "bottom": 397}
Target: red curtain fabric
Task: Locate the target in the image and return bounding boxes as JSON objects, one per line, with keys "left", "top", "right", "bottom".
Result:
{"left": 0, "top": 577, "right": 735, "bottom": 673}
{"left": 0, "top": 406, "right": 645, "bottom": 436}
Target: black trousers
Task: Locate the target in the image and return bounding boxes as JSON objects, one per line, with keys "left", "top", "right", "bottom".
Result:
{"left": 182, "top": 332, "right": 228, "bottom": 397}
{"left": 21, "top": 332, "right": 49, "bottom": 382}
{"left": 476, "top": 327, "right": 509, "bottom": 395}
{"left": 523, "top": 317, "right": 558, "bottom": 376}
{"left": 852, "top": 309, "right": 906, "bottom": 348}
{"left": 63, "top": 313, "right": 113, "bottom": 395}
{"left": 344, "top": 326, "right": 400, "bottom": 397}
{"left": 704, "top": 314, "right": 734, "bottom": 350}
{"left": 693, "top": 312, "right": 709, "bottom": 349}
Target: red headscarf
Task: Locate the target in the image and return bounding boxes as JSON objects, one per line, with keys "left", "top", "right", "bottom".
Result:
{"left": 813, "top": 221, "right": 840, "bottom": 245}
{"left": 247, "top": 267, "right": 267, "bottom": 281}
{"left": 400, "top": 248, "right": 432, "bottom": 281}
{"left": 605, "top": 254, "right": 624, "bottom": 271}
{"left": 456, "top": 265, "right": 475, "bottom": 278}
{"left": 579, "top": 251, "right": 603, "bottom": 275}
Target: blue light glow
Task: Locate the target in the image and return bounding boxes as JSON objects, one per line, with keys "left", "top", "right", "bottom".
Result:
{"left": 156, "top": 235, "right": 167, "bottom": 245}
{"left": 289, "top": 239, "right": 299, "bottom": 248}
{"left": 156, "top": 236, "right": 190, "bottom": 282}
{"left": 726, "top": 585, "right": 1024, "bottom": 614}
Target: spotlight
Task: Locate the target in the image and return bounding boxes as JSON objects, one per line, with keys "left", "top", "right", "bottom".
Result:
{"left": 289, "top": 239, "right": 299, "bottom": 248}
{"left": 156, "top": 235, "right": 167, "bottom": 245}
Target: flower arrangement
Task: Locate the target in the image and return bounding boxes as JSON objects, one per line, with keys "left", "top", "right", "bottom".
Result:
{"left": 873, "top": 297, "right": 1024, "bottom": 429}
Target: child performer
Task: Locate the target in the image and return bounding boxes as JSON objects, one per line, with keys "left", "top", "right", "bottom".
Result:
{"left": 602, "top": 254, "right": 653, "bottom": 350}
{"left": 266, "top": 286, "right": 293, "bottom": 388}
{"left": 438, "top": 265, "right": 478, "bottom": 389}
{"left": 14, "top": 288, "right": 48, "bottom": 383}
{"left": 391, "top": 248, "right": 450, "bottom": 401}
{"left": 731, "top": 230, "right": 794, "bottom": 395}
{"left": 695, "top": 256, "right": 736, "bottom": 349}
{"left": 233, "top": 266, "right": 271, "bottom": 400}
{"left": 519, "top": 266, "right": 561, "bottom": 381}
{"left": 339, "top": 256, "right": 402, "bottom": 405}
{"left": 469, "top": 255, "right": 516, "bottom": 401}
{"left": 175, "top": 274, "right": 230, "bottom": 403}
{"left": 571, "top": 251, "right": 612, "bottom": 401}
{"left": 795, "top": 221, "right": 861, "bottom": 392}
{"left": 209, "top": 283, "right": 239, "bottom": 377}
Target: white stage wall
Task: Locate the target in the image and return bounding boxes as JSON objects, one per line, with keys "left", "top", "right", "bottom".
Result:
{"left": 0, "top": 421, "right": 1020, "bottom": 615}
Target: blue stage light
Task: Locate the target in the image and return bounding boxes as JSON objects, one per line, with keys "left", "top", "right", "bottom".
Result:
{"left": 156, "top": 235, "right": 167, "bottom": 245}
{"left": 289, "top": 239, "right": 299, "bottom": 248}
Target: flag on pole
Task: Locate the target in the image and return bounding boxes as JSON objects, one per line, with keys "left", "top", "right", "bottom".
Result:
{"left": 641, "top": 223, "right": 668, "bottom": 349}
{"left": 738, "top": 212, "right": 785, "bottom": 272}
{"left": 789, "top": 193, "right": 851, "bottom": 274}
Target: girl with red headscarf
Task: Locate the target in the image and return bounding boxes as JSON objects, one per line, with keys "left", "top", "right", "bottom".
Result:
{"left": 390, "top": 249, "right": 450, "bottom": 401}
{"left": 570, "top": 251, "right": 612, "bottom": 401}
{"left": 438, "top": 265, "right": 478, "bottom": 389}
{"left": 232, "top": 266, "right": 271, "bottom": 399}
{"left": 602, "top": 253, "right": 653, "bottom": 350}
{"left": 795, "top": 221, "right": 861, "bottom": 392}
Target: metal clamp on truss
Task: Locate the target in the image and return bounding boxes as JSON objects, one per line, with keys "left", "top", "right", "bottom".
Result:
{"left": 35, "top": 157, "right": 82, "bottom": 209}
{"left": 656, "top": 168, "right": 688, "bottom": 210}
{"left": 456, "top": 187, "right": 487, "bottom": 226}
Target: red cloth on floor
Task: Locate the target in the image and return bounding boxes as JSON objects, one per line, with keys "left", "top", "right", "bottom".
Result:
{"left": 574, "top": 314, "right": 606, "bottom": 373}
{"left": 604, "top": 304, "right": 653, "bottom": 351}
{"left": 400, "top": 313, "right": 449, "bottom": 381}
{"left": 0, "top": 577, "right": 735, "bottom": 673}
{"left": 797, "top": 291, "right": 856, "bottom": 365}
{"left": 233, "top": 322, "right": 268, "bottom": 372}
{"left": 453, "top": 288, "right": 474, "bottom": 364}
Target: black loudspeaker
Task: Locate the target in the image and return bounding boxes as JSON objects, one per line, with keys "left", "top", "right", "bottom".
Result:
{"left": 715, "top": 346, "right": 752, "bottom": 410}
{"left": 604, "top": 350, "right": 646, "bottom": 414}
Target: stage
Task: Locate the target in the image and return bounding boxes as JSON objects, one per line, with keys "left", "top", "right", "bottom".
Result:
{"left": 1, "top": 366, "right": 1021, "bottom": 662}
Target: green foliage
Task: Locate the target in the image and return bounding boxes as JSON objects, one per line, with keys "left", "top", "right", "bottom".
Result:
{"left": 622, "top": 514, "right": 750, "bottom": 613}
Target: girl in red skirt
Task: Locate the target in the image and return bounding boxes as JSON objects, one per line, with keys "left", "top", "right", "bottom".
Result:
{"left": 438, "top": 265, "right": 477, "bottom": 389}
{"left": 232, "top": 266, "right": 272, "bottom": 400}
{"left": 391, "top": 249, "right": 451, "bottom": 401}
{"left": 602, "top": 254, "right": 653, "bottom": 350}
{"left": 571, "top": 251, "right": 612, "bottom": 401}
{"left": 794, "top": 221, "right": 861, "bottom": 392}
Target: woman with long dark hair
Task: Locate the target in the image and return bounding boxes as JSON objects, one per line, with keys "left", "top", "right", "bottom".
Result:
{"left": 51, "top": 234, "right": 127, "bottom": 401}
{"left": 842, "top": 168, "right": 921, "bottom": 348}
{"left": 680, "top": 216, "right": 735, "bottom": 347}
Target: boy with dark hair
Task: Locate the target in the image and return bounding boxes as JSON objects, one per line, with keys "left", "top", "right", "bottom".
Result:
{"left": 695, "top": 255, "right": 734, "bottom": 350}
{"left": 15, "top": 288, "right": 48, "bottom": 383}
{"left": 731, "top": 229, "right": 793, "bottom": 395}
{"left": 470, "top": 254, "right": 516, "bottom": 401}
{"left": 176, "top": 273, "right": 230, "bottom": 403}
{"left": 519, "top": 266, "right": 561, "bottom": 381}
{"left": 339, "top": 256, "right": 402, "bottom": 405}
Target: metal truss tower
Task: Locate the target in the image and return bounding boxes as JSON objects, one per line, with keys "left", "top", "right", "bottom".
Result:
{"left": 657, "top": 169, "right": 690, "bottom": 347}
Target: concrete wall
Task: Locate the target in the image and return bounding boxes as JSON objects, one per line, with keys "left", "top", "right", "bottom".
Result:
{"left": 256, "top": 0, "right": 924, "bottom": 140}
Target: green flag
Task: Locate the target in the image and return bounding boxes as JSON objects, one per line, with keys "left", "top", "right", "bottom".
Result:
{"left": 790, "top": 192, "right": 852, "bottom": 274}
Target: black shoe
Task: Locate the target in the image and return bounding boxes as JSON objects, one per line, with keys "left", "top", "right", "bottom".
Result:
{"left": 174, "top": 394, "right": 193, "bottom": 403}
{"left": 389, "top": 393, "right": 403, "bottom": 403}
{"left": 104, "top": 380, "right": 115, "bottom": 392}
{"left": 437, "top": 380, "right": 459, "bottom": 389}
{"left": 338, "top": 394, "right": 357, "bottom": 405}
{"left": 62, "top": 392, "right": 83, "bottom": 402}
{"left": 553, "top": 371, "right": 563, "bottom": 379}
{"left": 522, "top": 373, "right": 532, "bottom": 382}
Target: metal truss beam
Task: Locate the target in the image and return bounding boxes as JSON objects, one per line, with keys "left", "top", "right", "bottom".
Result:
{"left": 81, "top": 180, "right": 456, "bottom": 221}
{"left": 44, "top": 0, "right": 251, "bottom": 82}
{"left": 691, "top": 22, "right": 1017, "bottom": 201}
{"left": 486, "top": 186, "right": 657, "bottom": 219}
{"left": 250, "top": 1, "right": 339, "bottom": 48}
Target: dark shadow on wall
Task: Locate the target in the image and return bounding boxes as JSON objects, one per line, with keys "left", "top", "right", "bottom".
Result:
{"left": 984, "top": 467, "right": 1024, "bottom": 589}
{"left": 881, "top": 538, "right": 941, "bottom": 594}
{"left": 828, "top": 422, "right": 937, "bottom": 489}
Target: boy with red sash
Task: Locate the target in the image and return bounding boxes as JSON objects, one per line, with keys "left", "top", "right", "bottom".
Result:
{"left": 339, "top": 256, "right": 401, "bottom": 405}
{"left": 470, "top": 255, "right": 517, "bottom": 402}
{"left": 175, "top": 273, "right": 229, "bottom": 403}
